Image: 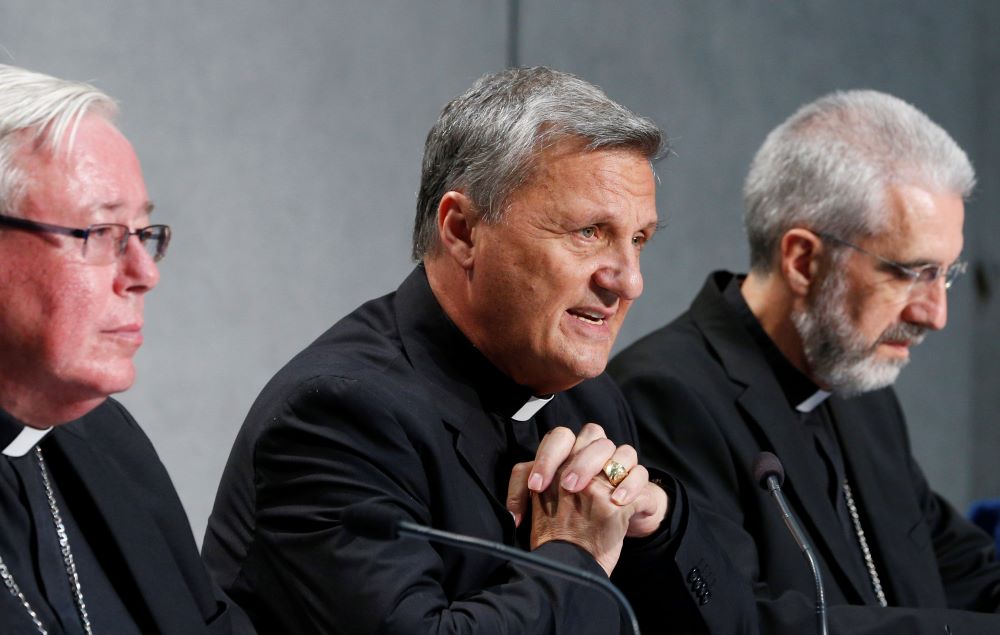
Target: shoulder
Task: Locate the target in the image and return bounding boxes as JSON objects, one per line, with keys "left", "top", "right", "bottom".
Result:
{"left": 611, "top": 272, "right": 739, "bottom": 385}
{"left": 54, "top": 399, "right": 186, "bottom": 510}
{"left": 247, "top": 291, "right": 414, "bottom": 417}
{"left": 233, "top": 304, "right": 458, "bottom": 460}
{"left": 833, "top": 386, "right": 908, "bottom": 442}
{"left": 278, "top": 289, "right": 404, "bottom": 384}
{"left": 69, "top": 397, "right": 155, "bottom": 455}
{"left": 610, "top": 309, "right": 719, "bottom": 389}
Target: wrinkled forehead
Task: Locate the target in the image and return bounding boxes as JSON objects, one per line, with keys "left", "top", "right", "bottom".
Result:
{"left": 13, "top": 116, "right": 149, "bottom": 223}
{"left": 866, "top": 182, "right": 964, "bottom": 259}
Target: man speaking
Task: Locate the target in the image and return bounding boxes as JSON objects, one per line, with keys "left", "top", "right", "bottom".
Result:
{"left": 203, "top": 67, "right": 756, "bottom": 633}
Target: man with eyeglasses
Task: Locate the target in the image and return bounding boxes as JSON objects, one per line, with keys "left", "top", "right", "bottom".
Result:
{"left": 610, "top": 90, "right": 1000, "bottom": 633}
{"left": 0, "top": 64, "right": 250, "bottom": 634}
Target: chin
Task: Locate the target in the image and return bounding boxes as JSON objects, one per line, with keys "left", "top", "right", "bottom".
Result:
{"left": 528, "top": 365, "right": 595, "bottom": 395}
{"left": 565, "top": 355, "right": 610, "bottom": 384}
{"left": 87, "top": 364, "right": 137, "bottom": 397}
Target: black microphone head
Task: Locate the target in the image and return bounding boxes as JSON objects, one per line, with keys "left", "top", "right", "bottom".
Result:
{"left": 752, "top": 451, "right": 785, "bottom": 490}
{"left": 341, "top": 502, "right": 405, "bottom": 541}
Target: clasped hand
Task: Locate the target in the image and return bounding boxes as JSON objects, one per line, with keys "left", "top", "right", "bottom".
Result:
{"left": 506, "top": 423, "right": 668, "bottom": 576}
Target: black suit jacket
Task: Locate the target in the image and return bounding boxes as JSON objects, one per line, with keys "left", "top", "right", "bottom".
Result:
{"left": 609, "top": 271, "right": 1000, "bottom": 633}
{"left": 1, "top": 398, "right": 250, "bottom": 635}
{"left": 202, "top": 267, "right": 757, "bottom": 634}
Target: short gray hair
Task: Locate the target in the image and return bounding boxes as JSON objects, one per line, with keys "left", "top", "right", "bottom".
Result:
{"left": 412, "top": 66, "right": 663, "bottom": 260}
{"left": 743, "top": 90, "right": 975, "bottom": 272}
{"left": 0, "top": 64, "right": 118, "bottom": 216}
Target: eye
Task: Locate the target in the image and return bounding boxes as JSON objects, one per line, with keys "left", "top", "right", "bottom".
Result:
{"left": 579, "top": 226, "right": 598, "bottom": 239}
{"left": 632, "top": 233, "right": 647, "bottom": 249}
{"left": 88, "top": 225, "right": 117, "bottom": 238}
{"left": 882, "top": 263, "right": 918, "bottom": 283}
{"left": 915, "top": 266, "right": 940, "bottom": 284}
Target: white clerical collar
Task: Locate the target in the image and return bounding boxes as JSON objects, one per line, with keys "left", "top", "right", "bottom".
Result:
{"left": 2, "top": 425, "right": 53, "bottom": 457}
{"left": 511, "top": 395, "right": 554, "bottom": 421}
{"left": 796, "top": 389, "right": 831, "bottom": 413}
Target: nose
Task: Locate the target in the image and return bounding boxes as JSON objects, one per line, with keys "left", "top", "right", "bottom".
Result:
{"left": 114, "top": 234, "right": 160, "bottom": 295}
{"left": 592, "top": 240, "right": 644, "bottom": 301}
{"left": 902, "top": 278, "right": 948, "bottom": 331}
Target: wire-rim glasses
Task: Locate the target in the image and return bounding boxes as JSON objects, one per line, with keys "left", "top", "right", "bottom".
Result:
{"left": 0, "top": 213, "right": 171, "bottom": 264}
{"left": 815, "top": 231, "right": 966, "bottom": 292}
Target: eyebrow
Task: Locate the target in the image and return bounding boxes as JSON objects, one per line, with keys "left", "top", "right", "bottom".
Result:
{"left": 98, "top": 201, "right": 155, "bottom": 216}
{"left": 902, "top": 253, "right": 960, "bottom": 267}
{"left": 899, "top": 259, "right": 939, "bottom": 269}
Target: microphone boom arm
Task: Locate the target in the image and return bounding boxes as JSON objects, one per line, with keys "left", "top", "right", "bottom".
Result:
{"left": 398, "top": 521, "right": 641, "bottom": 635}
{"left": 764, "top": 475, "right": 828, "bottom": 635}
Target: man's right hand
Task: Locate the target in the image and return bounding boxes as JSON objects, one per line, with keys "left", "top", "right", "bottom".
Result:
{"left": 506, "top": 424, "right": 668, "bottom": 576}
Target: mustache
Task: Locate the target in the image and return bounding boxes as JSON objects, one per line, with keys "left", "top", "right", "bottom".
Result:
{"left": 876, "top": 322, "right": 927, "bottom": 347}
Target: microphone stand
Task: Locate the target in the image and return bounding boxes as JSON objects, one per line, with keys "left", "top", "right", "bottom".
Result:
{"left": 396, "top": 520, "right": 642, "bottom": 635}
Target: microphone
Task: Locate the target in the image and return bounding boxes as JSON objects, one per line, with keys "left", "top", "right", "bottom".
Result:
{"left": 753, "top": 452, "right": 828, "bottom": 635}
{"left": 341, "top": 501, "right": 641, "bottom": 635}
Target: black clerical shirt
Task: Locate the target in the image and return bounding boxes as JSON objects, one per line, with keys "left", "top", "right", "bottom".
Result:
{"left": 0, "top": 408, "right": 141, "bottom": 634}
{"left": 397, "top": 280, "right": 682, "bottom": 549}
{"left": 413, "top": 309, "right": 554, "bottom": 508}
{"left": 722, "top": 276, "right": 880, "bottom": 603}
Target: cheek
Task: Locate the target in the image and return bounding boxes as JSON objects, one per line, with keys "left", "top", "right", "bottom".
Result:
{"left": 853, "top": 303, "right": 900, "bottom": 344}
{"left": 46, "top": 274, "right": 110, "bottom": 346}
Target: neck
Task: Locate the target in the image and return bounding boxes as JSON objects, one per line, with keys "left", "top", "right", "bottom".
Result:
{"left": 741, "top": 270, "right": 814, "bottom": 380}
{"left": 0, "top": 382, "right": 102, "bottom": 428}
{"left": 424, "top": 257, "right": 559, "bottom": 395}
{"left": 424, "top": 255, "right": 497, "bottom": 368}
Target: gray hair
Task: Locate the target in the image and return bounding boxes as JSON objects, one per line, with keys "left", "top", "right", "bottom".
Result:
{"left": 0, "top": 64, "right": 118, "bottom": 216}
{"left": 743, "top": 89, "right": 975, "bottom": 272}
{"left": 412, "top": 66, "right": 663, "bottom": 260}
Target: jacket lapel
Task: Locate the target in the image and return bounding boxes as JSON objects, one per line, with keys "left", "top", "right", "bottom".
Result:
{"left": 51, "top": 426, "right": 208, "bottom": 634}
{"left": 830, "top": 396, "right": 940, "bottom": 606}
{"left": 394, "top": 268, "right": 518, "bottom": 536}
{"left": 736, "top": 383, "right": 873, "bottom": 601}
{"left": 444, "top": 405, "right": 516, "bottom": 527}
{"left": 690, "top": 272, "right": 873, "bottom": 602}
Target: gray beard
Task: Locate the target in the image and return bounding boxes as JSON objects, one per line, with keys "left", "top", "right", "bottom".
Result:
{"left": 791, "top": 274, "right": 926, "bottom": 398}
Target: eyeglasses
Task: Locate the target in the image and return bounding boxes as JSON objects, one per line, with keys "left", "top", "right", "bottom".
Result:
{"left": 815, "top": 231, "right": 966, "bottom": 292}
{"left": 0, "top": 213, "right": 171, "bottom": 265}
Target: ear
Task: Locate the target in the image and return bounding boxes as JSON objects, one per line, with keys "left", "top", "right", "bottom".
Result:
{"left": 779, "top": 228, "right": 824, "bottom": 298}
{"left": 436, "top": 191, "right": 477, "bottom": 270}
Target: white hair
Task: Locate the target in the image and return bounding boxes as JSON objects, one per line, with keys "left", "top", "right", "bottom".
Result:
{"left": 0, "top": 64, "right": 118, "bottom": 216}
{"left": 743, "top": 90, "right": 975, "bottom": 272}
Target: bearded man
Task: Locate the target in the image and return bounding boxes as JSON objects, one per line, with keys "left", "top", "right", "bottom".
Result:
{"left": 610, "top": 90, "right": 1000, "bottom": 634}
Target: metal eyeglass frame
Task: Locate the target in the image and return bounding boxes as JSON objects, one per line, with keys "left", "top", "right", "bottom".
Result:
{"left": 814, "top": 230, "right": 966, "bottom": 291}
{"left": 0, "top": 213, "right": 171, "bottom": 263}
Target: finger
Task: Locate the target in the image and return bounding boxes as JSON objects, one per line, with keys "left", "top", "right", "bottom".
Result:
{"left": 527, "top": 427, "right": 577, "bottom": 492}
{"left": 570, "top": 422, "right": 609, "bottom": 453}
{"left": 625, "top": 480, "right": 669, "bottom": 538}
{"left": 559, "top": 437, "right": 617, "bottom": 492}
{"left": 562, "top": 442, "right": 638, "bottom": 494}
{"left": 507, "top": 461, "right": 534, "bottom": 527}
{"left": 610, "top": 463, "right": 648, "bottom": 506}
{"left": 559, "top": 423, "right": 614, "bottom": 492}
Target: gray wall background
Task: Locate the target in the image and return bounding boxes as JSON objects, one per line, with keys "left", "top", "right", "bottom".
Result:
{"left": 2, "top": 1, "right": 997, "bottom": 542}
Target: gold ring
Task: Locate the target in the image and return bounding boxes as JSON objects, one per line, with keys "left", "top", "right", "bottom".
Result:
{"left": 603, "top": 460, "right": 628, "bottom": 487}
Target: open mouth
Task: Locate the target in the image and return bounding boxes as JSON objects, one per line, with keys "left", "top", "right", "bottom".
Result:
{"left": 568, "top": 309, "right": 606, "bottom": 326}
